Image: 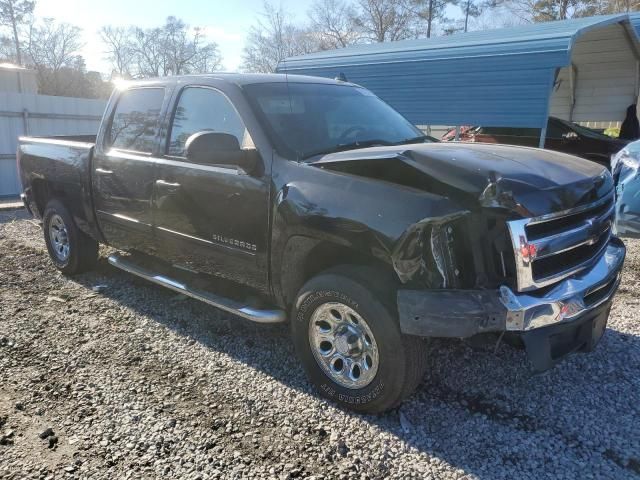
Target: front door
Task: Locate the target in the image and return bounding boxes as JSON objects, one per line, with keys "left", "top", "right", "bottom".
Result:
{"left": 153, "top": 86, "right": 270, "bottom": 293}
{"left": 92, "top": 87, "right": 166, "bottom": 254}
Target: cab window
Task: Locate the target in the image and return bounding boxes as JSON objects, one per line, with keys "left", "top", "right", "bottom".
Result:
{"left": 167, "top": 87, "right": 248, "bottom": 157}
{"left": 108, "top": 88, "right": 165, "bottom": 153}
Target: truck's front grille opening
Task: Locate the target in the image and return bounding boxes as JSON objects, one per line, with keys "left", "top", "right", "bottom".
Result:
{"left": 531, "top": 228, "right": 610, "bottom": 280}
{"left": 509, "top": 190, "right": 615, "bottom": 291}
{"left": 525, "top": 197, "right": 614, "bottom": 241}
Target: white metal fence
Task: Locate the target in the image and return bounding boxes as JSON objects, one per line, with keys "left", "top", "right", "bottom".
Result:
{"left": 0, "top": 92, "right": 107, "bottom": 198}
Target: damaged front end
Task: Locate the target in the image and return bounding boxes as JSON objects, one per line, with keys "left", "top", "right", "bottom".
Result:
{"left": 390, "top": 210, "right": 516, "bottom": 291}
{"left": 393, "top": 206, "right": 518, "bottom": 341}
{"left": 314, "top": 142, "right": 626, "bottom": 371}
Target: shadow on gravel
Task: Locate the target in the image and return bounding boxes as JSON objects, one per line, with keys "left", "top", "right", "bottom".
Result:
{"left": 0, "top": 208, "right": 29, "bottom": 223}
{"left": 65, "top": 255, "right": 640, "bottom": 479}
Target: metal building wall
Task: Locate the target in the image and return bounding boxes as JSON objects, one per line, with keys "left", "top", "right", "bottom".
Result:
{"left": 550, "top": 23, "right": 639, "bottom": 123}
{"left": 0, "top": 67, "right": 38, "bottom": 94}
{"left": 0, "top": 93, "right": 106, "bottom": 197}
{"left": 278, "top": 14, "right": 638, "bottom": 130}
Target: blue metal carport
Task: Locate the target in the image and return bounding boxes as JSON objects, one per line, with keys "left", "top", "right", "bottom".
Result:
{"left": 278, "top": 14, "right": 640, "bottom": 145}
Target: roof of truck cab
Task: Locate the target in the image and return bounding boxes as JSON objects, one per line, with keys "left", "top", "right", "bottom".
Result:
{"left": 123, "top": 73, "right": 355, "bottom": 88}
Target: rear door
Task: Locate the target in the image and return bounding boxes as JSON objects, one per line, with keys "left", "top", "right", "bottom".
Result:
{"left": 92, "top": 87, "right": 167, "bottom": 253}
{"left": 153, "top": 85, "right": 271, "bottom": 293}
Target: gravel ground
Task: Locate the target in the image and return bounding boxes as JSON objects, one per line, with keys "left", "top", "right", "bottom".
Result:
{"left": 1, "top": 208, "right": 639, "bottom": 480}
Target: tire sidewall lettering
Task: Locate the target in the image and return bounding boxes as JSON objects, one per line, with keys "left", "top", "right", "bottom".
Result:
{"left": 297, "top": 289, "right": 359, "bottom": 324}
{"left": 319, "top": 380, "right": 385, "bottom": 404}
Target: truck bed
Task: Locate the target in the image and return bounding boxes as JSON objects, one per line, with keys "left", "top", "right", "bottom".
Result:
{"left": 18, "top": 135, "right": 99, "bottom": 240}
{"left": 20, "top": 134, "right": 97, "bottom": 145}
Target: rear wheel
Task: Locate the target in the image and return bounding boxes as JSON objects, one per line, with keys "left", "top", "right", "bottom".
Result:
{"left": 292, "top": 266, "right": 428, "bottom": 413}
{"left": 43, "top": 199, "right": 98, "bottom": 274}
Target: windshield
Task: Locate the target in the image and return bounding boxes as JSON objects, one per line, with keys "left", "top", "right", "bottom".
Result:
{"left": 243, "top": 82, "right": 425, "bottom": 160}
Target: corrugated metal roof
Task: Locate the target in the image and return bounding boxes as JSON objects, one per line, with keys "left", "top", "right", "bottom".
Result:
{"left": 278, "top": 14, "right": 640, "bottom": 129}
{"left": 629, "top": 12, "right": 640, "bottom": 36}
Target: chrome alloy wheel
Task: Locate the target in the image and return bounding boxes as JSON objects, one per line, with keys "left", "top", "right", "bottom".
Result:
{"left": 49, "top": 213, "right": 70, "bottom": 262}
{"left": 308, "top": 302, "right": 379, "bottom": 389}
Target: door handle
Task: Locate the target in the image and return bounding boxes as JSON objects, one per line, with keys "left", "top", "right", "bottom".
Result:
{"left": 156, "top": 180, "right": 181, "bottom": 188}
{"left": 95, "top": 168, "right": 113, "bottom": 175}
{"left": 156, "top": 179, "right": 181, "bottom": 195}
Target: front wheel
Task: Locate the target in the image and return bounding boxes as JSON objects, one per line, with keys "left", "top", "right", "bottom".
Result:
{"left": 291, "top": 267, "right": 428, "bottom": 413}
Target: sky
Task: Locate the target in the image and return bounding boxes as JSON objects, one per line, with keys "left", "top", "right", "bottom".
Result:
{"left": 34, "top": 0, "right": 315, "bottom": 74}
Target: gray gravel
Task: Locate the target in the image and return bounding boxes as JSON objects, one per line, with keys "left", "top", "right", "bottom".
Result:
{"left": 1, "top": 208, "right": 639, "bottom": 479}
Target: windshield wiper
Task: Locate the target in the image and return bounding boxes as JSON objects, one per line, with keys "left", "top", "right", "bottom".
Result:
{"left": 394, "top": 135, "right": 431, "bottom": 145}
{"left": 301, "top": 139, "right": 394, "bottom": 160}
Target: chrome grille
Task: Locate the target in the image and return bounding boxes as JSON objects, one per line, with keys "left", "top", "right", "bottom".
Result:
{"left": 507, "top": 191, "right": 615, "bottom": 292}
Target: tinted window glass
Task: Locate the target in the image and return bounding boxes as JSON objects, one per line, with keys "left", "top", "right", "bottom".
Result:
{"left": 109, "top": 88, "right": 164, "bottom": 153}
{"left": 168, "top": 87, "right": 247, "bottom": 157}
{"left": 546, "top": 120, "right": 571, "bottom": 139}
{"left": 552, "top": 117, "right": 612, "bottom": 139}
{"left": 243, "top": 83, "right": 423, "bottom": 160}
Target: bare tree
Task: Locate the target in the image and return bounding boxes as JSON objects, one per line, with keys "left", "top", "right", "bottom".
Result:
{"left": 457, "top": 0, "right": 485, "bottom": 32}
{"left": 188, "top": 32, "right": 224, "bottom": 73}
{"left": 577, "top": 0, "right": 640, "bottom": 14}
{"left": 164, "top": 17, "right": 199, "bottom": 74}
{"left": 498, "top": 0, "right": 596, "bottom": 21}
{"left": 0, "top": 0, "right": 34, "bottom": 64}
{"left": 469, "top": 3, "right": 526, "bottom": 28}
{"left": 351, "top": 0, "right": 416, "bottom": 42}
{"left": 100, "top": 26, "right": 134, "bottom": 77}
{"left": 26, "top": 18, "right": 84, "bottom": 94}
{"left": 26, "top": 19, "right": 83, "bottom": 70}
{"left": 441, "top": 0, "right": 488, "bottom": 34}
{"left": 131, "top": 26, "right": 166, "bottom": 77}
{"left": 101, "top": 17, "right": 222, "bottom": 79}
{"left": 531, "top": 0, "right": 580, "bottom": 19}
{"left": 413, "top": 0, "right": 453, "bottom": 37}
{"left": 0, "top": 34, "right": 14, "bottom": 60}
{"left": 308, "top": 0, "right": 360, "bottom": 49}
{"left": 242, "top": 2, "right": 318, "bottom": 73}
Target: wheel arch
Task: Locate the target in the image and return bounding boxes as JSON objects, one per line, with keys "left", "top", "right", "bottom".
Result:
{"left": 277, "top": 235, "right": 398, "bottom": 310}
{"left": 32, "top": 177, "right": 79, "bottom": 216}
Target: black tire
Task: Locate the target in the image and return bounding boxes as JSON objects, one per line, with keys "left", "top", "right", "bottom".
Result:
{"left": 43, "top": 199, "right": 98, "bottom": 274}
{"left": 291, "top": 266, "right": 428, "bottom": 413}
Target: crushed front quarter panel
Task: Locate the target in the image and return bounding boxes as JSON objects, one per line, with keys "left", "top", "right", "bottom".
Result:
{"left": 612, "top": 141, "right": 640, "bottom": 238}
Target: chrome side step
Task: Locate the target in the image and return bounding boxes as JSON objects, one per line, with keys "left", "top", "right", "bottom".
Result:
{"left": 107, "top": 253, "right": 286, "bottom": 324}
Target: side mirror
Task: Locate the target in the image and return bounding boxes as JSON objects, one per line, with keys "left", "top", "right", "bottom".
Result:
{"left": 562, "top": 131, "right": 579, "bottom": 141}
{"left": 185, "top": 131, "right": 262, "bottom": 175}
{"left": 186, "top": 131, "right": 241, "bottom": 164}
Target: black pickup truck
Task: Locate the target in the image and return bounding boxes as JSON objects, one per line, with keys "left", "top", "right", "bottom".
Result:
{"left": 18, "top": 74, "right": 626, "bottom": 413}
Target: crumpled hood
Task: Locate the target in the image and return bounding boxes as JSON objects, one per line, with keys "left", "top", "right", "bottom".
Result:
{"left": 312, "top": 142, "right": 613, "bottom": 217}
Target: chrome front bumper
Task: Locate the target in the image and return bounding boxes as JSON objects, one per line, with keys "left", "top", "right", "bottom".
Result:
{"left": 398, "top": 238, "right": 625, "bottom": 338}
{"left": 499, "top": 237, "right": 625, "bottom": 331}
